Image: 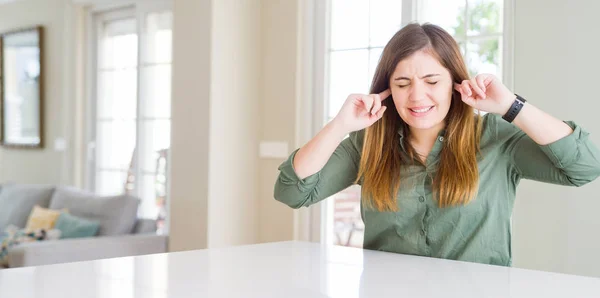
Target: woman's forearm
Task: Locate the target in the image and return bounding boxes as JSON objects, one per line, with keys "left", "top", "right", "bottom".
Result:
{"left": 512, "top": 102, "right": 573, "bottom": 145}
{"left": 293, "top": 121, "right": 348, "bottom": 179}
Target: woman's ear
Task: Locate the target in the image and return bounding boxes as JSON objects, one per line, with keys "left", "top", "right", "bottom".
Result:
{"left": 454, "top": 83, "right": 463, "bottom": 93}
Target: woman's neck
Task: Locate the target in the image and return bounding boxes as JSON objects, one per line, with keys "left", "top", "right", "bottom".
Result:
{"left": 408, "top": 122, "right": 445, "bottom": 158}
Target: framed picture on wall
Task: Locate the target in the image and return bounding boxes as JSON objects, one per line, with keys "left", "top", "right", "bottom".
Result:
{"left": 0, "top": 25, "right": 44, "bottom": 149}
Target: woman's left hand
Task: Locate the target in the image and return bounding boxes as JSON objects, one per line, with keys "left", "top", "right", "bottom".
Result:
{"left": 454, "top": 73, "right": 516, "bottom": 115}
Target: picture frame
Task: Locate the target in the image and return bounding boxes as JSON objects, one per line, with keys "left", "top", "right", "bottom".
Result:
{"left": 0, "top": 25, "right": 44, "bottom": 149}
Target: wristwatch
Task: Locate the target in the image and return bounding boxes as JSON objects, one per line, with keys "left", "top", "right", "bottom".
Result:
{"left": 502, "top": 94, "right": 526, "bottom": 123}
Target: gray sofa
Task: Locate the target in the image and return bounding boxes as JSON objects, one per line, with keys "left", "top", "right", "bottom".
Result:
{"left": 0, "top": 183, "right": 168, "bottom": 268}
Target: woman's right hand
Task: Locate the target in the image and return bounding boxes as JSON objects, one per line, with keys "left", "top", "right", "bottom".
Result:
{"left": 332, "top": 89, "right": 391, "bottom": 135}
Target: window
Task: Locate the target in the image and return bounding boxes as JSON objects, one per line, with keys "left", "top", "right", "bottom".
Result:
{"left": 322, "top": 0, "right": 509, "bottom": 247}
{"left": 89, "top": 3, "right": 172, "bottom": 234}
{"left": 327, "top": 0, "right": 404, "bottom": 123}
{"left": 418, "top": 0, "right": 504, "bottom": 79}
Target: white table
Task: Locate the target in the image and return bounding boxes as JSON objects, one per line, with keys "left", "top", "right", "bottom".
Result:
{"left": 1, "top": 241, "right": 599, "bottom": 297}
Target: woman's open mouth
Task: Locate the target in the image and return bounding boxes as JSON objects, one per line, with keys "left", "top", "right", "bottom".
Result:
{"left": 408, "top": 106, "right": 434, "bottom": 117}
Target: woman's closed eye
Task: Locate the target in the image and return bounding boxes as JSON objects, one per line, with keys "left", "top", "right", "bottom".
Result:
{"left": 398, "top": 81, "right": 439, "bottom": 88}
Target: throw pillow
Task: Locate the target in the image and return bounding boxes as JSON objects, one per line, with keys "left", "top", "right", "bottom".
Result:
{"left": 54, "top": 213, "right": 100, "bottom": 239}
{"left": 25, "top": 205, "right": 64, "bottom": 232}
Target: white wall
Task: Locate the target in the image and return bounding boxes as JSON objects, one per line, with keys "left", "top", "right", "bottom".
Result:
{"left": 0, "top": 0, "right": 79, "bottom": 186}
{"left": 170, "top": 0, "right": 300, "bottom": 250}
{"left": 511, "top": 0, "right": 600, "bottom": 277}
{"left": 169, "top": 0, "right": 262, "bottom": 251}
{"left": 258, "top": 0, "right": 299, "bottom": 243}
{"left": 168, "top": 0, "right": 212, "bottom": 252}
{"left": 208, "top": 0, "right": 261, "bottom": 248}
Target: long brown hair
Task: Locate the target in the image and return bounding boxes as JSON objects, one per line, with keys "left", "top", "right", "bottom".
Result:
{"left": 356, "top": 23, "right": 482, "bottom": 211}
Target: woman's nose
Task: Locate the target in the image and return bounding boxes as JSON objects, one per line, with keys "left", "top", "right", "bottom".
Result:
{"left": 408, "top": 81, "right": 426, "bottom": 102}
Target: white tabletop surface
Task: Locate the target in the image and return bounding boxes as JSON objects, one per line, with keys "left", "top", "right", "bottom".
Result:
{"left": 1, "top": 241, "right": 599, "bottom": 298}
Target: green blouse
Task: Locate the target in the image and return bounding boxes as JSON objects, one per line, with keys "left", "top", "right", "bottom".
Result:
{"left": 274, "top": 113, "right": 600, "bottom": 266}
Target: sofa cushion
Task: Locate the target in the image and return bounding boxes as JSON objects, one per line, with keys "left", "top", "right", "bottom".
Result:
{"left": 132, "top": 219, "right": 158, "bottom": 234}
{"left": 49, "top": 187, "right": 140, "bottom": 236}
{"left": 0, "top": 184, "right": 55, "bottom": 232}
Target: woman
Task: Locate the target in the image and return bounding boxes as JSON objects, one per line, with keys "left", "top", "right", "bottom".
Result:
{"left": 273, "top": 23, "right": 600, "bottom": 266}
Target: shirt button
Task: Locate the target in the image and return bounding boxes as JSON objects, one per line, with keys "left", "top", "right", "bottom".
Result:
{"left": 438, "top": 136, "right": 444, "bottom": 142}
{"left": 419, "top": 196, "right": 425, "bottom": 202}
